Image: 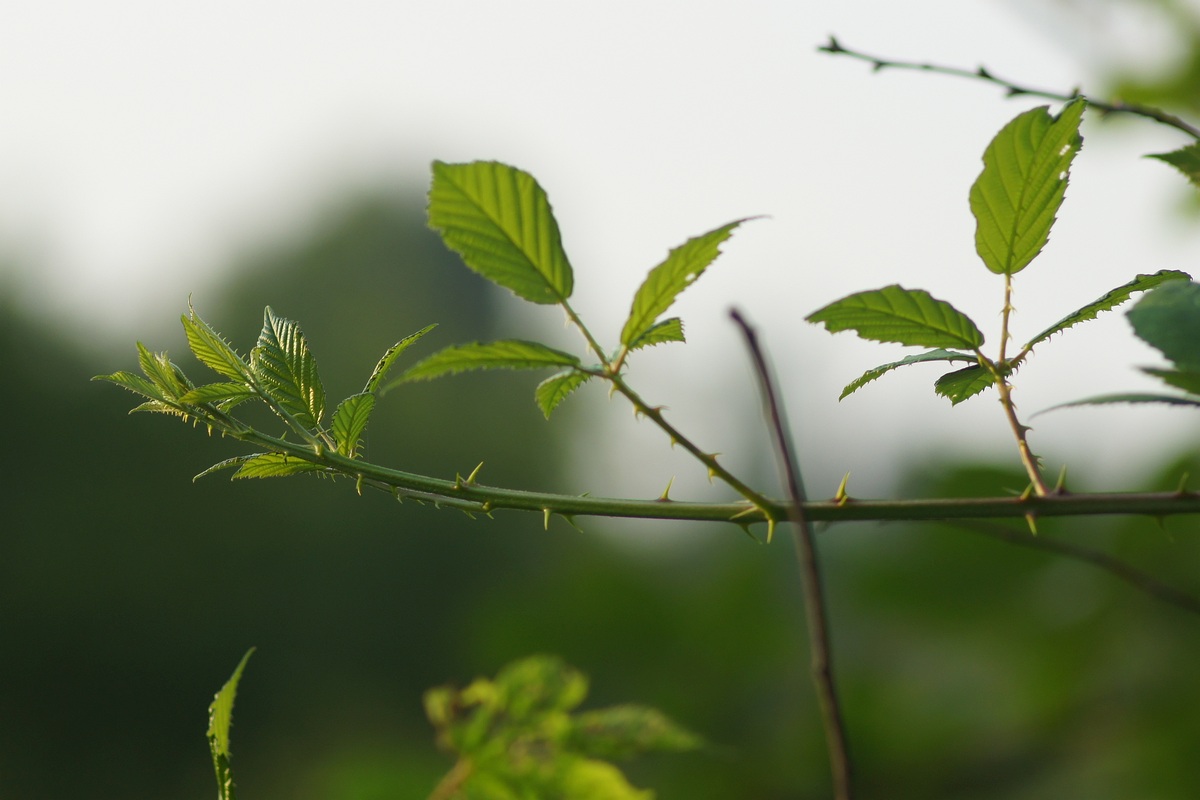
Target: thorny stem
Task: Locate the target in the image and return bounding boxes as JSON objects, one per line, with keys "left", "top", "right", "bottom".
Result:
{"left": 730, "top": 309, "right": 853, "bottom": 800}
{"left": 818, "top": 36, "right": 1200, "bottom": 140}
{"left": 992, "top": 275, "right": 1049, "bottom": 496}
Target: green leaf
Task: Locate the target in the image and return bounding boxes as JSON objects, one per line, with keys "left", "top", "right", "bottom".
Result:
{"left": 178, "top": 382, "right": 258, "bottom": 406}
{"left": 183, "top": 303, "right": 253, "bottom": 382}
{"left": 536, "top": 370, "right": 593, "bottom": 418}
{"left": 934, "top": 364, "right": 996, "bottom": 405}
{"left": 493, "top": 654, "right": 588, "bottom": 719}
{"left": 428, "top": 161, "right": 573, "bottom": 305}
{"left": 208, "top": 648, "right": 255, "bottom": 800}
{"left": 620, "top": 219, "right": 751, "bottom": 347}
{"left": 92, "top": 369, "right": 168, "bottom": 403}
{"left": 1023, "top": 270, "right": 1191, "bottom": 350}
{"left": 332, "top": 393, "right": 376, "bottom": 457}
{"left": 969, "top": 99, "right": 1085, "bottom": 275}
{"left": 137, "top": 342, "right": 191, "bottom": 400}
{"left": 401, "top": 340, "right": 581, "bottom": 383}
{"left": 569, "top": 705, "right": 703, "bottom": 760}
{"left": 838, "top": 349, "right": 978, "bottom": 399}
{"left": 1128, "top": 281, "right": 1200, "bottom": 370}
{"left": 806, "top": 285, "right": 984, "bottom": 349}
{"left": 1042, "top": 393, "right": 1200, "bottom": 413}
{"left": 627, "top": 317, "right": 685, "bottom": 352}
{"left": 249, "top": 307, "right": 327, "bottom": 430}
{"left": 363, "top": 324, "right": 437, "bottom": 395}
{"left": 232, "top": 453, "right": 324, "bottom": 479}
{"left": 1148, "top": 142, "right": 1200, "bottom": 189}
{"left": 1141, "top": 367, "right": 1200, "bottom": 396}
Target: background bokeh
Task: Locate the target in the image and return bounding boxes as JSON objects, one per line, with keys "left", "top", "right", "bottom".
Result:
{"left": 4, "top": 1, "right": 1200, "bottom": 798}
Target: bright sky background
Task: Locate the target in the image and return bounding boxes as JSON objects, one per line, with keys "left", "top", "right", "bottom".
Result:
{"left": 4, "top": 0, "right": 1199, "bottom": 505}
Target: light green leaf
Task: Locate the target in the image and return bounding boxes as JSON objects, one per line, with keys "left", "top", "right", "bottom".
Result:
{"left": 493, "top": 655, "right": 588, "bottom": 718}
{"left": 208, "top": 648, "right": 255, "bottom": 800}
{"left": 535, "top": 370, "right": 593, "bottom": 418}
{"left": 620, "top": 219, "right": 751, "bottom": 347}
{"left": 934, "top": 364, "right": 996, "bottom": 405}
{"left": 1128, "top": 281, "right": 1200, "bottom": 370}
{"left": 179, "top": 382, "right": 257, "bottom": 406}
{"left": 130, "top": 400, "right": 192, "bottom": 419}
{"left": 838, "top": 349, "right": 977, "bottom": 399}
{"left": 627, "top": 317, "right": 685, "bottom": 352}
{"left": 429, "top": 161, "right": 573, "bottom": 305}
{"left": 969, "top": 99, "right": 1085, "bottom": 275}
{"left": 249, "top": 307, "right": 326, "bottom": 430}
{"left": 194, "top": 455, "right": 262, "bottom": 481}
{"left": 183, "top": 303, "right": 253, "bottom": 382}
{"left": 569, "top": 705, "right": 704, "bottom": 760}
{"left": 137, "top": 342, "right": 190, "bottom": 400}
{"left": 400, "top": 340, "right": 581, "bottom": 383}
{"left": 364, "top": 324, "right": 437, "bottom": 395}
{"left": 806, "top": 285, "right": 984, "bottom": 349}
{"left": 232, "top": 453, "right": 324, "bottom": 479}
{"left": 92, "top": 369, "right": 167, "bottom": 403}
{"left": 1141, "top": 367, "right": 1200, "bottom": 396}
{"left": 1023, "top": 270, "right": 1191, "bottom": 350}
{"left": 332, "top": 393, "right": 376, "bottom": 457}
{"left": 1148, "top": 142, "right": 1200, "bottom": 189}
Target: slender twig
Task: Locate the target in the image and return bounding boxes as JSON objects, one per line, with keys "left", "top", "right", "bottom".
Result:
{"left": 952, "top": 520, "right": 1200, "bottom": 617}
{"left": 818, "top": 36, "right": 1200, "bottom": 140}
{"left": 730, "top": 309, "right": 853, "bottom": 800}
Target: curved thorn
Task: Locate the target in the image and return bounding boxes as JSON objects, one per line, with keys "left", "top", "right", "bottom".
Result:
{"left": 466, "top": 461, "right": 484, "bottom": 486}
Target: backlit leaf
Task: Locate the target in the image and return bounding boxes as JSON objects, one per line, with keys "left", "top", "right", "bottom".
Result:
{"left": 183, "top": 303, "right": 253, "bottom": 382}
{"left": 620, "top": 219, "right": 751, "bottom": 347}
{"left": 627, "top": 317, "right": 685, "bottom": 352}
{"left": 179, "top": 382, "right": 258, "bottom": 406}
{"left": 249, "top": 307, "right": 326, "bottom": 430}
{"left": 363, "top": 324, "right": 437, "bottom": 394}
{"left": 231, "top": 453, "right": 324, "bottom": 479}
{"left": 400, "top": 340, "right": 581, "bottom": 383}
{"left": 1128, "top": 281, "right": 1200, "bottom": 370}
{"left": 332, "top": 393, "right": 376, "bottom": 457}
{"left": 429, "top": 161, "right": 573, "bottom": 304}
{"left": 806, "top": 285, "right": 984, "bottom": 349}
{"left": 839, "top": 349, "right": 977, "bottom": 399}
{"left": 1023, "top": 270, "right": 1190, "bottom": 350}
{"left": 208, "top": 648, "right": 254, "bottom": 800}
{"left": 535, "top": 370, "right": 592, "bottom": 418}
{"left": 934, "top": 364, "right": 996, "bottom": 405}
{"left": 969, "top": 99, "right": 1084, "bottom": 275}
{"left": 92, "top": 369, "right": 166, "bottom": 403}
{"left": 137, "top": 342, "right": 190, "bottom": 400}
{"left": 1148, "top": 142, "right": 1200, "bottom": 189}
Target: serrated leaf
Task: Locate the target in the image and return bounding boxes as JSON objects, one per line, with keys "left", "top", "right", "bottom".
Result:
{"left": 429, "top": 161, "right": 573, "bottom": 305}
{"left": 1141, "top": 367, "right": 1200, "bottom": 395}
{"left": 232, "top": 453, "right": 324, "bottom": 479}
{"left": 183, "top": 303, "right": 253, "bottom": 382}
{"left": 92, "top": 369, "right": 168, "bottom": 403}
{"left": 969, "top": 99, "right": 1085, "bottom": 275}
{"left": 839, "top": 349, "right": 978, "bottom": 399}
{"left": 178, "top": 382, "right": 258, "bottom": 406}
{"left": 1128, "top": 281, "right": 1200, "bottom": 370}
{"left": 569, "top": 705, "right": 703, "bottom": 760}
{"left": 194, "top": 455, "right": 262, "bottom": 481}
{"left": 1042, "top": 393, "right": 1200, "bottom": 414}
{"left": 620, "top": 219, "right": 750, "bottom": 347}
{"left": 934, "top": 364, "right": 996, "bottom": 405}
{"left": 208, "top": 648, "right": 254, "bottom": 800}
{"left": 806, "top": 285, "right": 984, "bottom": 349}
{"left": 628, "top": 317, "right": 685, "bottom": 352}
{"left": 137, "top": 342, "right": 190, "bottom": 400}
{"left": 535, "top": 370, "right": 592, "bottom": 418}
{"left": 1148, "top": 142, "right": 1200, "bottom": 189}
{"left": 332, "top": 393, "right": 376, "bottom": 457}
{"left": 130, "top": 400, "right": 192, "bottom": 419}
{"left": 249, "top": 307, "right": 326, "bottom": 430}
{"left": 1023, "top": 270, "right": 1191, "bottom": 350}
{"left": 363, "top": 324, "right": 437, "bottom": 394}
{"left": 400, "top": 340, "right": 581, "bottom": 384}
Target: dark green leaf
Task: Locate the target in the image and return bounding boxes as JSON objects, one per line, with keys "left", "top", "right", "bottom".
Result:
{"left": 183, "top": 303, "right": 253, "bottom": 382}
{"left": 806, "top": 285, "right": 984, "bottom": 349}
{"left": 332, "top": 393, "right": 376, "bottom": 457}
{"left": 1128, "top": 281, "right": 1200, "bottom": 370}
{"left": 363, "top": 324, "right": 437, "bottom": 394}
{"left": 969, "top": 99, "right": 1085, "bottom": 275}
{"left": 1042, "top": 393, "right": 1200, "bottom": 414}
{"left": 934, "top": 364, "right": 996, "bottom": 405}
{"left": 1023, "top": 270, "right": 1191, "bottom": 350}
{"left": 620, "top": 219, "right": 751, "bottom": 347}
{"left": 179, "top": 382, "right": 257, "bottom": 406}
{"left": 208, "top": 648, "right": 254, "bottom": 800}
{"left": 249, "top": 307, "right": 327, "bottom": 430}
{"left": 838, "top": 349, "right": 977, "bottom": 399}
{"left": 400, "top": 340, "right": 581, "bottom": 383}
{"left": 627, "top": 317, "right": 685, "bottom": 352}
{"left": 232, "top": 453, "right": 324, "bottom": 479}
{"left": 535, "top": 370, "right": 592, "bottom": 418}
{"left": 1148, "top": 142, "right": 1200, "bottom": 189}
{"left": 428, "top": 161, "right": 573, "bottom": 305}
{"left": 1141, "top": 367, "right": 1200, "bottom": 395}
{"left": 570, "top": 705, "right": 703, "bottom": 760}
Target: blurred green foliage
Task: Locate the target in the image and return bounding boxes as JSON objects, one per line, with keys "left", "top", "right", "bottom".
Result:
{"left": 4, "top": 187, "right": 1200, "bottom": 800}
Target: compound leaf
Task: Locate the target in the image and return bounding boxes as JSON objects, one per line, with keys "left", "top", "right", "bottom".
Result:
{"left": 839, "top": 349, "right": 977, "bottom": 399}
{"left": 208, "top": 648, "right": 254, "bottom": 800}
{"left": 806, "top": 285, "right": 984, "bottom": 349}
{"left": 1148, "top": 142, "right": 1200, "bottom": 189}
{"left": 183, "top": 303, "right": 253, "bottom": 383}
{"left": 536, "top": 370, "right": 593, "bottom": 418}
{"left": 332, "top": 393, "right": 376, "bottom": 457}
{"left": 250, "top": 307, "right": 326, "bottom": 430}
{"left": 628, "top": 317, "right": 685, "bottom": 352}
{"left": 400, "top": 340, "right": 581, "bottom": 383}
{"left": 364, "top": 324, "right": 437, "bottom": 395}
{"left": 1023, "top": 270, "right": 1191, "bottom": 350}
{"left": 934, "top": 364, "right": 996, "bottom": 405}
{"left": 429, "top": 161, "right": 573, "bottom": 305}
{"left": 620, "top": 219, "right": 751, "bottom": 347}
{"left": 1128, "top": 281, "right": 1200, "bottom": 371}
{"left": 969, "top": 99, "right": 1085, "bottom": 275}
